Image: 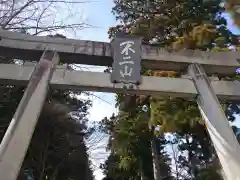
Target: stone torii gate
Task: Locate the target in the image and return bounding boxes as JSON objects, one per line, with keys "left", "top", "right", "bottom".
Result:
{"left": 0, "top": 29, "right": 240, "bottom": 180}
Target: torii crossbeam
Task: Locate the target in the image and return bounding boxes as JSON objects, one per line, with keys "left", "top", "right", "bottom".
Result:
{"left": 0, "top": 30, "right": 239, "bottom": 180}
{"left": 0, "top": 29, "right": 239, "bottom": 75}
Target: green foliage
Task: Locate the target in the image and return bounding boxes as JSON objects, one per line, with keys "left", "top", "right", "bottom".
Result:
{"left": 0, "top": 65, "right": 93, "bottom": 180}
{"left": 193, "top": 166, "right": 223, "bottom": 180}
{"left": 150, "top": 97, "right": 201, "bottom": 134}
{"left": 103, "top": 0, "right": 240, "bottom": 180}
{"left": 19, "top": 102, "right": 93, "bottom": 180}
{"left": 101, "top": 153, "right": 139, "bottom": 180}
{"left": 0, "top": 4, "right": 94, "bottom": 180}
{"left": 0, "top": 85, "right": 94, "bottom": 180}
{"left": 100, "top": 109, "right": 154, "bottom": 180}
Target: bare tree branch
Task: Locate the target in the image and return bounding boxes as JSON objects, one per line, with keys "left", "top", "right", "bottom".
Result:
{"left": 0, "top": 0, "right": 91, "bottom": 35}
{"left": 168, "top": 140, "right": 192, "bottom": 180}
{"left": 34, "top": 0, "right": 94, "bottom": 3}
{"left": 1, "top": 0, "right": 35, "bottom": 28}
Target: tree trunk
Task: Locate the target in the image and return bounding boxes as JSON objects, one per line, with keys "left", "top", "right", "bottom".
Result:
{"left": 140, "top": 160, "right": 148, "bottom": 180}
{"left": 140, "top": 170, "right": 145, "bottom": 180}
{"left": 151, "top": 136, "right": 161, "bottom": 180}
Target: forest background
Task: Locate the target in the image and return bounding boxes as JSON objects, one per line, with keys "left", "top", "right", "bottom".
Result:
{"left": 0, "top": 0, "right": 240, "bottom": 180}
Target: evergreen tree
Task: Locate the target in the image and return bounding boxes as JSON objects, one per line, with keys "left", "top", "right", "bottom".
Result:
{"left": 0, "top": 85, "right": 94, "bottom": 180}
{"left": 0, "top": 34, "right": 94, "bottom": 180}
{"left": 103, "top": 0, "right": 240, "bottom": 180}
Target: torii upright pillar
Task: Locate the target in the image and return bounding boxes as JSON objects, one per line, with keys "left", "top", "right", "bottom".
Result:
{"left": 0, "top": 51, "right": 59, "bottom": 180}
{"left": 188, "top": 63, "right": 240, "bottom": 180}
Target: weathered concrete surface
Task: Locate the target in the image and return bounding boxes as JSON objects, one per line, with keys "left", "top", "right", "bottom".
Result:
{"left": 0, "top": 30, "right": 239, "bottom": 75}
{"left": 0, "top": 63, "right": 240, "bottom": 101}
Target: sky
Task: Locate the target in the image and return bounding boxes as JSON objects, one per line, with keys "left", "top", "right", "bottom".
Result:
{"left": 2, "top": 1, "right": 239, "bottom": 180}
{"left": 32, "top": 1, "right": 118, "bottom": 179}
{"left": 71, "top": 1, "right": 119, "bottom": 180}
{"left": 56, "top": 2, "right": 240, "bottom": 180}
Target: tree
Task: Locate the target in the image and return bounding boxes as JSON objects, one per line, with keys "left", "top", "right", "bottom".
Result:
{"left": 18, "top": 100, "right": 94, "bottom": 180}
{"left": 0, "top": 85, "right": 95, "bottom": 180}
{"left": 224, "top": 0, "right": 240, "bottom": 26}
{"left": 100, "top": 111, "right": 157, "bottom": 180}
{"left": 0, "top": 0, "right": 90, "bottom": 35}
{"left": 103, "top": 0, "right": 240, "bottom": 180}
{"left": 100, "top": 93, "right": 173, "bottom": 180}
{"left": 0, "top": 1, "right": 95, "bottom": 179}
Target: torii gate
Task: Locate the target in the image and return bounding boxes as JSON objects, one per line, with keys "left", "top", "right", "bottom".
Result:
{"left": 0, "top": 30, "right": 240, "bottom": 180}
